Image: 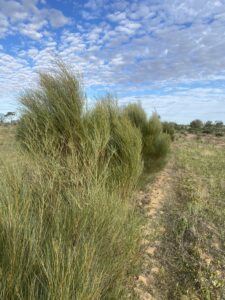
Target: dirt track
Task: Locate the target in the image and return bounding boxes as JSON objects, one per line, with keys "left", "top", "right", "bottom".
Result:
{"left": 133, "top": 163, "right": 174, "bottom": 300}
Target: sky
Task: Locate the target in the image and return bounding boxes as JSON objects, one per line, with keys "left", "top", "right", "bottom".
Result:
{"left": 1, "top": 0, "right": 225, "bottom": 123}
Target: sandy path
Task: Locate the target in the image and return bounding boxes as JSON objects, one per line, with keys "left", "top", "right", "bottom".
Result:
{"left": 133, "top": 163, "right": 173, "bottom": 300}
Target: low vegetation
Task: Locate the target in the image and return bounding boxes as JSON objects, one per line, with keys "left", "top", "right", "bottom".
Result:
{"left": 152, "top": 135, "right": 225, "bottom": 299}
{"left": 0, "top": 63, "right": 171, "bottom": 299}
{"left": 172, "top": 138, "right": 225, "bottom": 299}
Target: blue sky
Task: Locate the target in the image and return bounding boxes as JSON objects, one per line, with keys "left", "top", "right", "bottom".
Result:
{"left": 1, "top": 0, "right": 225, "bottom": 123}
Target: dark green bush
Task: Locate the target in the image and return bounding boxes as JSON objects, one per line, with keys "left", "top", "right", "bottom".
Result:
{"left": 205, "top": 121, "right": 213, "bottom": 128}
{"left": 215, "top": 132, "right": 224, "bottom": 137}
{"left": 190, "top": 119, "right": 203, "bottom": 129}
{"left": 215, "top": 121, "right": 223, "bottom": 128}
{"left": 202, "top": 128, "right": 213, "bottom": 134}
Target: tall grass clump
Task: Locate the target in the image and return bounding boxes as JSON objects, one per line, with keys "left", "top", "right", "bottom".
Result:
{"left": 1, "top": 62, "right": 143, "bottom": 299}
{"left": 0, "top": 158, "right": 142, "bottom": 299}
{"left": 17, "top": 62, "right": 85, "bottom": 157}
{"left": 162, "top": 121, "right": 175, "bottom": 141}
{"left": 143, "top": 113, "right": 171, "bottom": 162}
{"left": 124, "top": 105, "right": 171, "bottom": 166}
{"left": 85, "top": 98, "right": 143, "bottom": 193}
{"left": 17, "top": 64, "right": 143, "bottom": 193}
{"left": 123, "top": 103, "right": 148, "bottom": 136}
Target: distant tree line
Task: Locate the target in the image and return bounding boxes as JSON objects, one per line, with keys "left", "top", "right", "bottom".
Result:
{"left": 188, "top": 119, "right": 224, "bottom": 136}
{"left": 0, "top": 112, "right": 17, "bottom": 124}
{"left": 158, "top": 119, "right": 225, "bottom": 138}
{"left": 169, "top": 119, "right": 225, "bottom": 137}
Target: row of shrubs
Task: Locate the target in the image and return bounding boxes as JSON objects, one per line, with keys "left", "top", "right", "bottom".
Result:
{"left": 0, "top": 63, "right": 171, "bottom": 299}
{"left": 171, "top": 119, "right": 225, "bottom": 136}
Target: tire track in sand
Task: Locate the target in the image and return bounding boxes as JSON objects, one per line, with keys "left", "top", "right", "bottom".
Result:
{"left": 133, "top": 162, "right": 173, "bottom": 300}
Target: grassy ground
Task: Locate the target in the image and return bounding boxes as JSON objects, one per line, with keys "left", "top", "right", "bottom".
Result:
{"left": 152, "top": 135, "right": 225, "bottom": 299}
{"left": 132, "top": 134, "right": 225, "bottom": 299}
{"left": 175, "top": 135, "right": 225, "bottom": 299}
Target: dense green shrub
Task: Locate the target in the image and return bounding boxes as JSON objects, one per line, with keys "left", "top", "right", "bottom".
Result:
{"left": 85, "top": 98, "right": 143, "bottom": 192}
{"left": 162, "top": 122, "right": 175, "bottom": 141}
{"left": 143, "top": 113, "right": 171, "bottom": 163}
{"left": 190, "top": 119, "right": 203, "bottom": 129}
{"left": 122, "top": 103, "right": 148, "bottom": 135}
{"left": 124, "top": 108, "right": 171, "bottom": 165}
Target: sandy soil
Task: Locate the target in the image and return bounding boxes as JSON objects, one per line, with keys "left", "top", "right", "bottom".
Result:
{"left": 133, "top": 163, "right": 174, "bottom": 300}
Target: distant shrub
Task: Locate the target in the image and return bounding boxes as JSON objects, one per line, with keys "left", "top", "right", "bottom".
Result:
{"left": 188, "top": 127, "right": 201, "bottom": 134}
{"left": 215, "top": 121, "right": 223, "bottom": 128}
{"left": 202, "top": 128, "right": 213, "bottom": 134}
{"left": 190, "top": 119, "right": 203, "bottom": 129}
{"left": 205, "top": 120, "right": 213, "bottom": 128}
{"left": 162, "top": 122, "right": 175, "bottom": 141}
{"left": 147, "top": 112, "right": 162, "bottom": 136}
{"left": 144, "top": 132, "right": 171, "bottom": 159}
{"left": 123, "top": 103, "right": 148, "bottom": 135}
{"left": 215, "top": 132, "right": 224, "bottom": 137}
{"left": 123, "top": 107, "right": 171, "bottom": 166}
{"left": 143, "top": 113, "right": 171, "bottom": 163}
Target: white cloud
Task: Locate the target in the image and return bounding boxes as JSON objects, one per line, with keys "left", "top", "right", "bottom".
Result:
{"left": 0, "top": 0, "right": 70, "bottom": 40}
{"left": 0, "top": 12, "right": 8, "bottom": 37}
{"left": 20, "top": 27, "right": 43, "bottom": 40}
{"left": 47, "top": 9, "right": 70, "bottom": 28}
{"left": 107, "top": 12, "right": 126, "bottom": 22}
{"left": 111, "top": 54, "right": 124, "bottom": 65}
